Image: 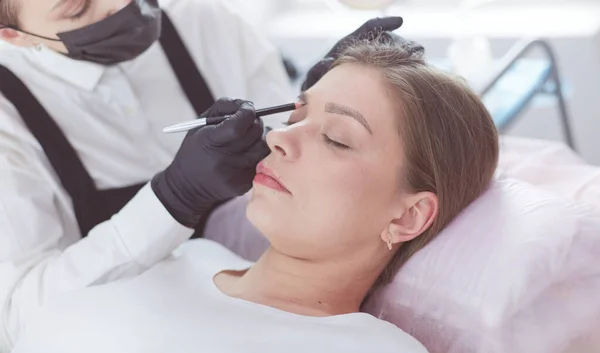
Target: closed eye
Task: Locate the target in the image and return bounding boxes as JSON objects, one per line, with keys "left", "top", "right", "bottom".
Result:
{"left": 323, "top": 134, "right": 349, "bottom": 150}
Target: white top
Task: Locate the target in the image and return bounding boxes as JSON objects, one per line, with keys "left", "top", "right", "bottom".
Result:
{"left": 11, "top": 239, "right": 428, "bottom": 353}
{"left": 0, "top": 0, "right": 294, "bottom": 350}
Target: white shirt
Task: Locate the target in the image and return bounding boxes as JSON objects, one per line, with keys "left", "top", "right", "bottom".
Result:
{"left": 0, "top": 0, "right": 294, "bottom": 350}
{"left": 11, "top": 239, "right": 428, "bottom": 353}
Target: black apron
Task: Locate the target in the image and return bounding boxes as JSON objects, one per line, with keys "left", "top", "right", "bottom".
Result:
{"left": 0, "top": 12, "right": 216, "bottom": 238}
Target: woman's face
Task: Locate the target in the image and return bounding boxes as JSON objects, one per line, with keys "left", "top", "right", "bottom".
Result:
{"left": 248, "top": 63, "right": 433, "bottom": 262}
{"left": 5, "top": 0, "right": 132, "bottom": 52}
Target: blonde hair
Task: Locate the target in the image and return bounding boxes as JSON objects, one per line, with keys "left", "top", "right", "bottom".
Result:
{"left": 333, "top": 36, "right": 499, "bottom": 288}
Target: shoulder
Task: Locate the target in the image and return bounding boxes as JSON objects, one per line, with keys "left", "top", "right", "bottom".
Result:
{"left": 0, "top": 86, "right": 43, "bottom": 169}
{"left": 343, "top": 314, "right": 429, "bottom": 353}
{"left": 0, "top": 44, "right": 27, "bottom": 124}
{"left": 0, "top": 44, "right": 43, "bottom": 143}
{"left": 0, "top": 85, "right": 40, "bottom": 163}
{"left": 0, "top": 42, "right": 27, "bottom": 68}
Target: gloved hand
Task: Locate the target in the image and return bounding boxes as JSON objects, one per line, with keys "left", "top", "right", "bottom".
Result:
{"left": 152, "top": 98, "right": 270, "bottom": 228}
{"left": 300, "top": 16, "right": 404, "bottom": 92}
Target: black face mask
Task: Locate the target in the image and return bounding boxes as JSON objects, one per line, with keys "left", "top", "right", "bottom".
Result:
{"left": 2, "top": 0, "right": 161, "bottom": 65}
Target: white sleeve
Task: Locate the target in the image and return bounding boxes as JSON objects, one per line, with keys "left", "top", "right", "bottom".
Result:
{"left": 0, "top": 99, "right": 193, "bottom": 351}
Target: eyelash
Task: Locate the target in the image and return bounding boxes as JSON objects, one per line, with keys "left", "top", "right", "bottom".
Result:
{"left": 323, "top": 134, "right": 350, "bottom": 150}
{"left": 281, "top": 124, "right": 349, "bottom": 150}
{"left": 71, "top": 0, "right": 91, "bottom": 19}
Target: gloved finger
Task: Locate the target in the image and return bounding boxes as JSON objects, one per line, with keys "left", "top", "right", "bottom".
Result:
{"left": 247, "top": 139, "right": 271, "bottom": 165}
{"left": 303, "top": 16, "right": 403, "bottom": 91}
{"left": 227, "top": 120, "right": 265, "bottom": 153}
{"left": 356, "top": 16, "right": 403, "bottom": 35}
{"left": 227, "top": 167, "right": 257, "bottom": 195}
{"left": 301, "top": 57, "right": 335, "bottom": 92}
{"left": 208, "top": 102, "right": 257, "bottom": 145}
{"left": 387, "top": 32, "right": 425, "bottom": 57}
{"left": 230, "top": 139, "right": 270, "bottom": 169}
{"left": 189, "top": 99, "right": 249, "bottom": 138}
{"left": 200, "top": 98, "right": 249, "bottom": 118}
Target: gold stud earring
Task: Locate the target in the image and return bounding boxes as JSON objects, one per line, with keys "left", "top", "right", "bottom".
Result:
{"left": 387, "top": 230, "right": 393, "bottom": 251}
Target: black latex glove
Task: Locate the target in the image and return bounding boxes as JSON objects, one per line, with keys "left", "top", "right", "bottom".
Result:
{"left": 301, "top": 16, "right": 404, "bottom": 92}
{"left": 152, "top": 99, "right": 270, "bottom": 228}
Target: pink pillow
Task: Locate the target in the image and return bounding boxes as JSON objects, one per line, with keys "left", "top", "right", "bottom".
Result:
{"left": 362, "top": 177, "right": 600, "bottom": 353}
{"left": 498, "top": 136, "right": 600, "bottom": 209}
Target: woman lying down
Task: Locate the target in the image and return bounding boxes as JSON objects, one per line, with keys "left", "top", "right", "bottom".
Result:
{"left": 13, "top": 37, "right": 499, "bottom": 353}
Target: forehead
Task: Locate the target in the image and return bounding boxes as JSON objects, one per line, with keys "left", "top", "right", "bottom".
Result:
{"left": 306, "top": 63, "right": 399, "bottom": 135}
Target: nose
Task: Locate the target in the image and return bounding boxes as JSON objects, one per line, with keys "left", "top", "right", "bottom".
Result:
{"left": 265, "top": 127, "right": 299, "bottom": 160}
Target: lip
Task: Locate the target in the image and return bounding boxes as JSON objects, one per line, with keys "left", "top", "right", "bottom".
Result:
{"left": 254, "top": 162, "right": 291, "bottom": 194}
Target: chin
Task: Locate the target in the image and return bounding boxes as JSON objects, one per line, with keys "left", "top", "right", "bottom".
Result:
{"left": 246, "top": 200, "right": 317, "bottom": 259}
{"left": 246, "top": 195, "right": 268, "bottom": 232}
{"left": 246, "top": 192, "right": 287, "bottom": 244}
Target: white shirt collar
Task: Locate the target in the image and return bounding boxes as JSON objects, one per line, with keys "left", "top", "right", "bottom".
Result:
{"left": 26, "top": 44, "right": 106, "bottom": 92}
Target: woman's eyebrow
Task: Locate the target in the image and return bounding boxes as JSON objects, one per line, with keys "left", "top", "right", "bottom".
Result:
{"left": 324, "top": 102, "right": 372, "bottom": 134}
{"left": 299, "top": 91, "right": 372, "bottom": 133}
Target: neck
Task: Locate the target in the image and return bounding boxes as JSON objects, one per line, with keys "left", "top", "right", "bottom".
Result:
{"left": 230, "top": 246, "right": 387, "bottom": 317}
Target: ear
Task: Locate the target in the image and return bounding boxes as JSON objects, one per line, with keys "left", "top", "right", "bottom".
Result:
{"left": 380, "top": 192, "right": 438, "bottom": 247}
{"left": 0, "top": 28, "right": 33, "bottom": 47}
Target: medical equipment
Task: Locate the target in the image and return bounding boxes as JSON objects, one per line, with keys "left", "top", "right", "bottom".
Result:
{"left": 479, "top": 39, "right": 575, "bottom": 150}
{"left": 162, "top": 102, "right": 304, "bottom": 134}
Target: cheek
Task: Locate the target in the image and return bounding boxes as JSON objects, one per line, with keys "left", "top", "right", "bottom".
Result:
{"left": 246, "top": 145, "right": 400, "bottom": 258}
{"left": 298, "top": 155, "right": 398, "bottom": 230}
